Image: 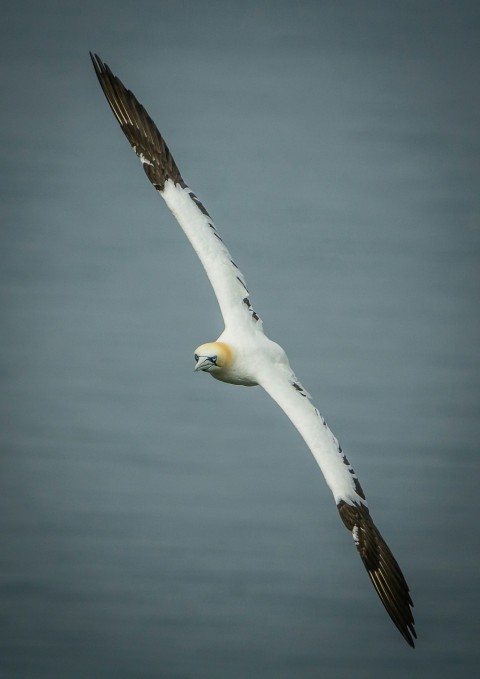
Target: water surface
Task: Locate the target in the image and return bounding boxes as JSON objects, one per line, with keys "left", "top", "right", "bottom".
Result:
{"left": 1, "top": 2, "right": 479, "bottom": 677}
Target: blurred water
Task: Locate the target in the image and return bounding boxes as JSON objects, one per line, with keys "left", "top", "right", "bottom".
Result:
{"left": 1, "top": 1, "right": 480, "bottom": 677}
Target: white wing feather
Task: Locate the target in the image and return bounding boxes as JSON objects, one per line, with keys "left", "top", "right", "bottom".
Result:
{"left": 257, "top": 361, "right": 416, "bottom": 647}
{"left": 162, "top": 181, "right": 261, "bottom": 329}
{"left": 90, "top": 53, "right": 261, "bottom": 331}
{"left": 257, "top": 363, "right": 366, "bottom": 506}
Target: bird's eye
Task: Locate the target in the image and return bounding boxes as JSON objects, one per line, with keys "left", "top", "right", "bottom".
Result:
{"left": 210, "top": 355, "right": 217, "bottom": 364}
{"left": 194, "top": 354, "right": 199, "bottom": 361}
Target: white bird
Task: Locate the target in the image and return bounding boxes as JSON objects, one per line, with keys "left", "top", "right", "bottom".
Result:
{"left": 91, "top": 53, "right": 416, "bottom": 647}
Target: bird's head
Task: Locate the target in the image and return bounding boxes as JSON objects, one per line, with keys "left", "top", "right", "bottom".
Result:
{"left": 193, "top": 341, "right": 234, "bottom": 375}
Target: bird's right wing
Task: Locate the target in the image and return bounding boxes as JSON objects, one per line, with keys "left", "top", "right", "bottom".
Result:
{"left": 258, "top": 364, "right": 416, "bottom": 647}
{"left": 90, "top": 53, "right": 262, "bottom": 331}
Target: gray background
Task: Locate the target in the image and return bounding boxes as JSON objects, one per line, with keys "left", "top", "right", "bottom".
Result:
{"left": 1, "top": 1, "right": 479, "bottom": 677}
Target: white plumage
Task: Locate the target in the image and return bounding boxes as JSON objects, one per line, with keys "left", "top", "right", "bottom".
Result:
{"left": 91, "top": 53, "right": 416, "bottom": 647}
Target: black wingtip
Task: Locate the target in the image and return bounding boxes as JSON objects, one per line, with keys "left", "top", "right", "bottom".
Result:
{"left": 89, "top": 51, "right": 100, "bottom": 72}
{"left": 89, "top": 52, "right": 185, "bottom": 191}
{"left": 90, "top": 52, "right": 109, "bottom": 79}
{"left": 338, "top": 500, "right": 417, "bottom": 648}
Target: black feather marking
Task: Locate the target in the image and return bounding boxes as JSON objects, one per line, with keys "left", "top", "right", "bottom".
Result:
{"left": 236, "top": 276, "right": 248, "bottom": 292}
{"left": 292, "top": 382, "right": 307, "bottom": 397}
{"left": 188, "top": 191, "right": 211, "bottom": 217}
{"left": 242, "top": 297, "right": 260, "bottom": 322}
{"left": 339, "top": 451, "right": 366, "bottom": 500}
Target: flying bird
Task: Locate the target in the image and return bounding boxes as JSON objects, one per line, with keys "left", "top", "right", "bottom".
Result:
{"left": 90, "top": 53, "right": 416, "bottom": 647}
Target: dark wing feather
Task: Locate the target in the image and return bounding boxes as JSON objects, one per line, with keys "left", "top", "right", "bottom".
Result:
{"left": 90, "top": 52, "right": 184, "bottom": 191}
{"left": 338, "top": 501, "right": 416, "bottom": 647}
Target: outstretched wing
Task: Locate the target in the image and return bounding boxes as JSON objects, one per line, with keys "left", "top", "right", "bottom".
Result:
{"left": 258, "top": 365, "right": 416, "bottom": 647}
{"left": 90, "top": 53, "right": 262, "bottom": 331}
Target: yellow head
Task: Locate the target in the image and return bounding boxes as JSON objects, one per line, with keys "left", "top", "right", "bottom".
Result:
{"left": 193, "top": 341, "right": 234, "bottom": 374}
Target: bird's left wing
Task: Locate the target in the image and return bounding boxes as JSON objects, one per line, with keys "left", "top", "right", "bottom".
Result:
{"left": 90, "top": 53, "right": 261, "bottom": 331}
{"left": 257, "top": 364, "right": 416, "bottom": 647}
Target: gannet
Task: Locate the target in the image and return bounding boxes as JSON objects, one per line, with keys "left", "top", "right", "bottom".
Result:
{"left": 90, "top": 53, "right": 416, "bottom": 647}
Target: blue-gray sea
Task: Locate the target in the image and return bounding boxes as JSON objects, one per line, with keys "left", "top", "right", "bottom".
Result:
{"left": 1, "top": 2, "right": 479, "bottom": 677}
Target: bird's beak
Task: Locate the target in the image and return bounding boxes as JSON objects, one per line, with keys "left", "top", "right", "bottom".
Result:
{"left": 194, "top": 356, "right": 213, "bottom": 372}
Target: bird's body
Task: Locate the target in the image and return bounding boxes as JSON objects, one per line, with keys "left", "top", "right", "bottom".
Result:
{"left": 91, "top": 53, "right": 416, "bottom": 647}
